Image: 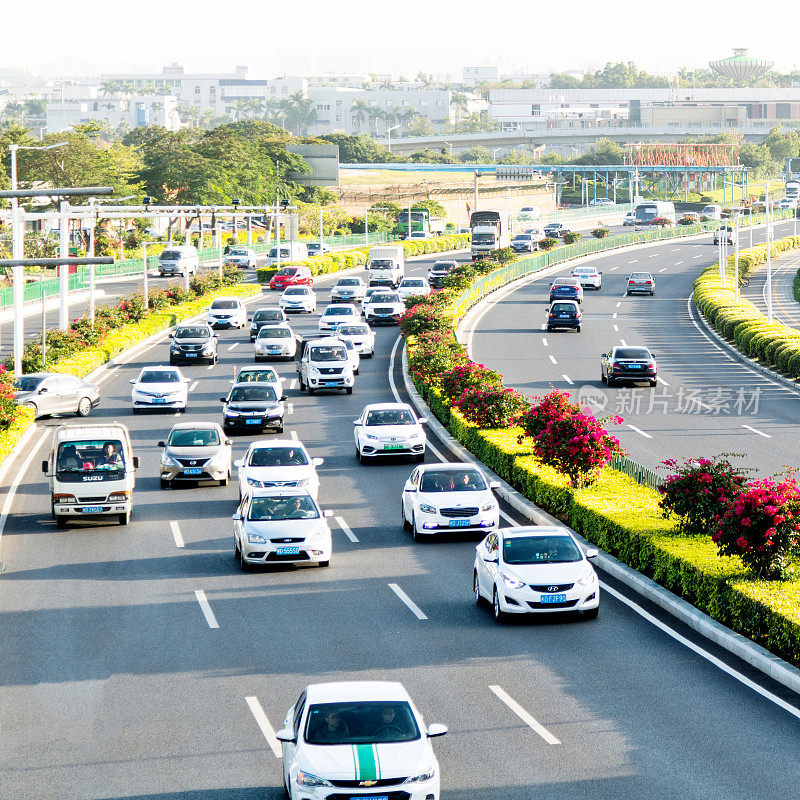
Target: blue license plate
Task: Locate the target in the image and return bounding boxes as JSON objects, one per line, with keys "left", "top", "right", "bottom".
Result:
{"left": 183, "top": 468, "right": 202, "bottom": 475}
{"left": 323, "top": 381, "right": 339, "bottom": 386}
{"left": 351, "top": 796, "right": 388, "bottom": 800}
{"left": 540, "top": 593, "right": 567, "bottom": 604}
{"left": 245, "top": 418, "right": 262, "bottom": 425}
{"left": 153, "top": 398, "right": 167, "bottom": 404}
{"left": 82, "top": 506, "right": 103, "bottom": 513}
{"left": 449, "top": 519, "right": 471, "bottom": 527}
{"left": 267, "top": 349, "right": 281, "bottom": 353}
{"left": 276, "top": 546, "right": 300, "bottom": 555}
{"left": 628, "top": 364, "right": 642, "bottom": 369}
{"left": 185, "top": 353, "right": 197, "bottom": 357}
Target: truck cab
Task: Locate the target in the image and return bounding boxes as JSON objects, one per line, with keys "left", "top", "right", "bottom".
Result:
{"left": 367, "top": 245, "right": 405, "bottom": 288}
{"left": 296, "top": 337, "right": 355, "bottom": 395}
{"left": 42, "top": 423, "right": 138, "bottom": 527}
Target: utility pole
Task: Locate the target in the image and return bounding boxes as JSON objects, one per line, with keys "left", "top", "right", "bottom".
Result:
{"left": 59, "top": 200, "right": 70, "bottom": 330}
{"left": 142, "top": 240, "right": 149, "bottom": 309}
{"left": 88, "top": 199, "right": 96, "bottom": 325}
{"left": 9, "top": 145, "right": 23, "bottom": 374}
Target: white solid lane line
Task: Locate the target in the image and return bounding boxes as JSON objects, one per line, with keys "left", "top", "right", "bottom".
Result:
{"left": 657, "top": 376, "right": 670, "bottom": 387}
{"left": 694, "top": 254, "right": 703, "bottom": 259}
{"left": 670, "top": 248, "right": 681, "bottom": 252}
{"left": 189, "top": 380, "right": 198, "bottom": 392}
{"left": 675, "top": 261, "right": 684, "bottom": 265}
{"left": 627, "top": 424, "right": 653, "bottom": 439}
{"left": 600, "top": 581, "right": 800, "bottom": 722}
{"left": 245, "top": 696, "right": 282, "bottom": 757}
{"left": 548, "top": 355, "right": 557, "bottom": 365}
{"left": 194, "top": 590, "right": 219, "bottom": 629}
{"left": 0, "top": 430, "right": 49, "bottom": 542}
{"left": 289, "top": 430, "right": 298, "bottom": 441}
{"left": 541, "top": 337, "right": 548, "bottom": 347}
{"left": 388, "top": 583, "right": 428, "bottom": 620}
{"left": 287, "top": 403, "right": 294, "bottom": 415}
{"left": 658, "top": 268, "right": 668, "bottom": 273}
{"left": 562, "top": 375, "right": 574, "bottom": 385}
{"left": 334, "top": 515, "right": 359, "bottom": 543}
{"left": 227, "top": 342, "right": 239, "bottom": 351}
{"left": 609, "top": 266, "right": 619, "bottom": 271}
{"left": 620, "top": 338, "right": 627, "bottom": 346}
{"left": 613, "top": 324, "right": 619, "bottom": 332}
{"left": 628, "top": 260, "right": 638, "bottom": 264}
{"left": 489, "top": 685, "right": 561, "bottom": 745}
{"left": 206, "top": 363, "right": 214, "bottom": 371}
{"left": 648, "top": 254, "right": 658, "bottom": 258}
{"left": 170, "top": 521, "right": 185, "bottom": 548}
{"left": 742, "top": 424, "right": 772, "bottom": 439}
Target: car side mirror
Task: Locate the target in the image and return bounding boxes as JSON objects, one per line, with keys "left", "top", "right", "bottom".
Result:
{"left": 427, "top": 723, "right": 448, "bottom": 738}
{"left": 312, "top": 457, "right": 324, "bottom": 466}
{"left": 418, "top": 417, "right": 428, "bottom": 424}
{"left": 489, "top": 481, "right": 501, "bottom": 490}
{"left": 585, "top": 548, "right": 599, "bottom": 559}
{"left": 484, "top": 552, "right": 498, "bottom": 563}
{"left": 281, "top": 395, "right": 287, "bottom": 402}
{"left": 220, "top": 398, "right": 227, "bottom": 403}
{"left": 133, "top": 456, "right": 140, "bottom": 469}
{"left": 168, "top": 333, "right": 174, "bottom": 339}
{"left": 233, "top": 459, "right": 243, "bottom": 468}
{"left": 322, "top": 510, "right": 333, "bottom": 518}
{"left": 157, "top": 441, "right": 166, "bottom": 448}
{"left": 41, "top": 459, "right": 49, "bottom": 474}
{"left": 353, "top": 420, "right": 362, "bottom": 426}
{"left": 232, "top": 512, "right": 242, "bottom": 521}
{"left": 38, "top": 387, "right": 48, "bottom": 393}
{"left": 224, "top": 439, "right": 233, "bottom": 446}
{"left": 275, "top": 728, "right": 296, "bottom": 744}
{"left": 129, "top": 379, "right": 136, "bottom": 384}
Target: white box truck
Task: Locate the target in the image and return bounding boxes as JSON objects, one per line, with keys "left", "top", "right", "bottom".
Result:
{"left": 367, "top": 245, "right": 405, "bottom": 287}
{"left": 470, "top": 211, "right": 510, "bottom": 259}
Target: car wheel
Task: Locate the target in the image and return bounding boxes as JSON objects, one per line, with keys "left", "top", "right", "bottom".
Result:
{"left": 583, "top": 607, "right": 599, "bottom": 620}
{"left": 358, "top": 447, "right": 367, "bottom": 465}
{"left": 239, "top": 547, "right": 250, "bottom": 572}
{"left": 220, "top": 473, "right": 228, "bottom": 486}
{"left": 650, "top": 290, "right": 655, "bottom": 296}
{"left": 412, "top": 512, "right": 429, "bottom": 542}
{"left": 179, "top": 406, "right": 187, "bottom": 414}
{"left": 546, "top": 326, "right": 552, "bottom": 332}
{"left": 76, "top": 397, "right": 92, "bottom": 417}
{"left": 160, "top": 478, "right": 169, "bottom": 489}
{"left": 493, "top": 588, "right": 507, "bottom": 623}
{"left": 625, "top": 291, "right": 630, "bottom": 296}
{"left": 576, "top": 326, "right": 581, "bottom": 333}
{"left": 354, "top": 368, "right": 359, "bottom": 375}
{"left": 345, "top": 387, "right": 353, "bottom": 395}
{"left": 318, "top": 560, "right": 330, "bottom": 568}
{"left": 25, "top": 402, "right": 38, "bottom": 418}
{"left": 601, "top": 371, "right": 606, "bottom": 384}
{"left": 118, "top": 511, "right": 130, "bottom": 526}
{"left": 56, "top": 516, "right": 68, "bottom": 529}
{"left": 607, "top": 376, "right": 616, "bottom": 387}
{"left": 650, "top": 379, "right": 657, "bottom": 388}
{"left": 132, "top": 407, "right": 140, "bottom": 415}
{"left": 308, "top": 386, "right": 316, "bottom": 396}
{"left": 415, "top": 452, "right": 425, "bottom": 463}
{"left": 402, "top": 501, "right": 410, "bottom": 531}
{"left": 474, "top": 572, "right": 484, "bottom": 606}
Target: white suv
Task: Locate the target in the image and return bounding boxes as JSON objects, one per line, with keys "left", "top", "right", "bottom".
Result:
{"left": 207, "top": 297, "right": 247, "bottom": 329}
{"left": 363, "top": 290, "right": 405, "bottom": 325}
{"left": 297, "top": 338, "right": 355, "bottom": 395}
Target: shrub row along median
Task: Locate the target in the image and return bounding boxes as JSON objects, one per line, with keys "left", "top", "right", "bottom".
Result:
{"left": 402, "top": 249, "right": 800, "bottom": 666}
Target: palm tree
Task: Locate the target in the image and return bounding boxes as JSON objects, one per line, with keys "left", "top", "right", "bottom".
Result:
{"left": 286, "top": 92, "right": 317, "bottom": 135}
{"left": 246, "top": 98, "right": 265, "bottom": 119}
{"left": 226, "top": 99, "right": 251, "bottom": 121}
{"left": 451, "top": 92, "right": 469, "bottom": 125}
{"left": 100, "top": 79, "right": 121, "bottom": 98}
{"left": 178, "top": 104, "right": 201, "bottom": 127}
{"left": 368, "top": 106, "right": 386, "bottom": 136}
{"left": 350, "top": 98, "right": 369, "bottom": 132}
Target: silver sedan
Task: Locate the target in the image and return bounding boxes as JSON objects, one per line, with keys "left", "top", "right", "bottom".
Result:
{"left": 14, "top": 372, "right": 99, "bottom": 419}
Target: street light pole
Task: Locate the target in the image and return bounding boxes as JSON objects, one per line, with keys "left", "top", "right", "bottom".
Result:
{"left": 9, "top": 144, "right": 23, "bottom": 374}
{"left": 365, "top": 207, "right": 369, "bottom": 247}
{"left": 766, "top": 187, "right": 773, "bottom": 323}
{"left": 88, "top": 199, "right": 96, "bottom": 325}
{"left": 386, "top": 124, "right": 400, "bottom": 153}
{"left": 734, "top": 211, "right": 740, "bottom": 299}
{"left": 142, "top": 240, "right": 149, "bottom": 309}
{"left": 58, "top": 200, "right": 70, "bottom": 330}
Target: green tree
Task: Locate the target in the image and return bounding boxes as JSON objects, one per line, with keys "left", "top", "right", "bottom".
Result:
{"left": 404, "top": 115, "right": 434, "bottom": 136}
{"left": 459, "top": 146, "right": 492, "bottom": 163}
{"left": 319, "top": 133, "right": 392, "bottom": 163}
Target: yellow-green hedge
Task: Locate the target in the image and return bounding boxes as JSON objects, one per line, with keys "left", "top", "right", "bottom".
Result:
{"left": 693, "top": 236, "right": 800, "bottom": 375}
{"left": 0, "top": 407, "right": 36, "bottom": 466}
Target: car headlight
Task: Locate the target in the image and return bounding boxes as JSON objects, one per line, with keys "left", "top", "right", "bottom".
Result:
{"left": 224, "top": 409, "right": 240, "bottom": 417}
{"left": 408, "top": 432, "right": 422, "bottom": 440}
{"left": 170, "top": 344, "right": 179, "bottom": 351}
{"left": 246, "top": 477, "right": 262, "bottom": 487}
{"left": 405, "top": 765, "right": 436, "bottom": 784}
{"left": 309, "top": 367, "right": 320, "bottom": 376}
{"left": 296, "top": 478, "right": 310, "bottom": 488}
{"left": 481, "top": 501, "right": 497, "bottom": 512}
{"left": 577, "top": 567, "right": 597, "bottom": 587}
{"left": 418, "top": 503, "right": 436, "bottom": 514}
{"left": 364, "top": 433, "right": 378, "bottom": 440}
{"left": 246, "top": 532, "right": 268, "bottom": 544}
{"left": 502, "top": 572, "right": 526, "bottom": 590}
{"left": 205, "top": 452, "right": 228, "bottom": 468}
{"left": 202, "top": 343, "right": 215, "bottom": 352}
{"left": 296, "top": 771, "right": 332, "bottom": 788}
{"left": 161, "top": 453, "right": 179, "bottom": 467}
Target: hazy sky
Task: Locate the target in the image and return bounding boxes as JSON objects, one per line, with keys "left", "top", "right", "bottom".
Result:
{"left": 5, "top": 0, "right": 798, "bottom": 79}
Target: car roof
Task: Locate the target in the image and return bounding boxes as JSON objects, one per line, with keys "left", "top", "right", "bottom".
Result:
{"left": 169, "top": 421, "right": 221, "bottom": 431}
{"left": 56, "top": 423, "right": 129, "bottom": 443}
{"left": 139, "top": 364, "right": 180, "bottom": 372}
{"left": 499, "top": 525, "right": 573, "bottom": 540}
{"left": 247, "top": 487, "right": 316, "bottom": 499}
{"left": 323, "top": 304, "right": 358, "bottom": 311}
{"left": 419, "top": 461, "right": 483, "bottom": 473}
{"left": 306, "top": 681, "right": 410, "bottom": 704}
{"left": 247, "top": 438, "right": 309, "bottom": 450}
{"left": 364, "top": 402, "right": 412, "bottom": 412}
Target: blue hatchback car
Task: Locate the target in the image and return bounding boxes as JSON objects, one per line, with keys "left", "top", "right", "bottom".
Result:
{"left": 549, "top": 277, "right": 584, "bottom": 303}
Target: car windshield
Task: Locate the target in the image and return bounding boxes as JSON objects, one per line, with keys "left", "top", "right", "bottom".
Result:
{"left": 323, "top": 307, "right": 354, "bottom": 316}
{"left": 258, "top": 327, "right": 292, "bottom": 339}
{"left": 14, "top": 376, "right": 43, "bottom": 391}
{"left": 433, "top": 262, "right": 455, "bottom": 270}
{"left": 338, "top": 325, "right": 370, "bottom": 336}
{"left": 248, "top": 447, "right": 309, "bottom": 467}
{"left": 230, "top": 249, "right": 248, "bottom": 256}
{"left": 471, "top": 233, "right": 495, "bottom": 244}
{"left": 229, "top": 386, "right": 277, "bottom": 402}
{"left": 160, "top": 250, "right": 180, "bottom": 260}
{"left": 371, "top": 294, "right": 399, "bottom": 303}
{"left": 139, "top": 370, "right": 180, "bottom": 383}
{"left": 401, "top": 280, "right": 424, "bottom": 287}
{"left": 551, "top": 303, "right": 577, "bottom": 314}
{"left": 503, "top": 535, "right": 583, "bottom": 564}
{"left": 614, "top": 348, "right": 651, "bottom": 360}
{"left": 310, "top": 346, "right": 347, "bottom": 361}
{"left": 366, "top": 409, "right": 415, "bottom": 426}
{"left": 573, "top": 269, "right": 594, "bottom": 275}
{"left": 168, "top": 428, "right": 220, "bottom": 447}
{"left": 275, "top": 268, "right": 297, "bottom": 277}
{"left": 337, "top": 279, "right": 361, "bottom": 286}
{"left": 304, "top": 701, "right": 420, "bottom": 745}
{"left": 211, "top": 300, "right": 239, "bottom": 310}
{"left": 284, "top": 287, "right": 307, "bottom": 295}
{"left": 56, "top": 439, "right": 125, "bottom": 476}
{"left": 175, "top": 327, "right": 210, "bottom": 338}
{"left": 254, "top": 310, "right": 283, "bottom": 321}
{"left": 629, "top": 273, "right": 652, "bottom": 280}
{"left": 249, "top": 495, "right": 319, "bottom": 521}
{"left": 236, "top": 369, "right": 278, "bottom": 384}
{"left": 270, "top": 248, "right": 291, "bottom": 258}
{"left": 514, "top": 235, "right": 533, "bottom": 241}
{"left": 420, "top": 469, "right": 486, "bottom": 492}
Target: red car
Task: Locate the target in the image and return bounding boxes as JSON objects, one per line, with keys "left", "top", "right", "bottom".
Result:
{"left": 269, "top": 266, "right": 313, "bottom": 290}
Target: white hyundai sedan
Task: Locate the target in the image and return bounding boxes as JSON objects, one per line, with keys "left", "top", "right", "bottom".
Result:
{"left": 130, "top": 365, "right": 189, "bottom": 413}
{"left": 335, "top": 323, "right": 375, "bottom": 358}
{"left": 233, "top": 488, "right": 332, "bottom": 570}
{"left": 276, "top": 681, "right": 447, "bottom": 800}
{"left": 280, "top": 286, "right": 317, "bottom": 314}
{"left": 354, "top": 402, "right": 427, "bottom": 463}
{"left": 401, "top": 462, "right": 500, "bottom": 540}
{"left": 234, "top": 439, "right": 323, "bottom": 501}
{"left": 396, "top": 276, "right": 431, "bottom": 301}
{"left": 474, "top": 526, "right": 600, "bottom": 622}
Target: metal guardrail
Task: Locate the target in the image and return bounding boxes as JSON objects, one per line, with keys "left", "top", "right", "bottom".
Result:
{"left": 610, "top": 455, "right": 664, "bottom": 491}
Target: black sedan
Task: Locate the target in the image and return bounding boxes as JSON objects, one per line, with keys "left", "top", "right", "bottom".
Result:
{"left": 601, "top": 346, "right": 658, "bottom": 387}
{"left": 221, "top": 382, "right": 286, "bottom": 433}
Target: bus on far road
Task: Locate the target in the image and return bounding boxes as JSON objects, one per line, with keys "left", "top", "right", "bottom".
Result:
{"left": 634, "top": 201, "right": 676, "bottom": 226}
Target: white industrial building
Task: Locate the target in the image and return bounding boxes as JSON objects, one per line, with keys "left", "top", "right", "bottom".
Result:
{"left": 46, "top": 95, "right": 182, "bottom": 133}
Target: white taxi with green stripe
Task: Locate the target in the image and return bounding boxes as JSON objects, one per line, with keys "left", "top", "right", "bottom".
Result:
{"left": 277, "top": 681, "right": 447, "bottom": 800}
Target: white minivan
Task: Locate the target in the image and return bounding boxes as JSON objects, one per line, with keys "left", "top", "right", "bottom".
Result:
{"left": 158, "top": 245, "right": 199, "bottom": 277}
{"left": 701, "top": 204, "right": 722, "bottom": 221}
{"left": 42, "top": 423, "right": 139, "bottom": 527}
{"left": 266, "top": 242, "right": 308, "bottom": 267}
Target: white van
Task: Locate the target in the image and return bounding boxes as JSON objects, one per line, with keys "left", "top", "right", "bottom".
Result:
{"left": 266, "top": 242, "right": 308, "bottom": 267}
{"left": 42, "top": 423, "right": 139, "bottom": 527}
{"left": 158, "top": 245, "right": 199, "bottom": 277}
{"left": 701, "top": 204, "right": 722, "bottom": 221}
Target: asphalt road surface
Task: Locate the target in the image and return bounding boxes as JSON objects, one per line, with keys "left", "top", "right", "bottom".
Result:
{"left": 1, "top": 246, "right": 799, "bottom": 800}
